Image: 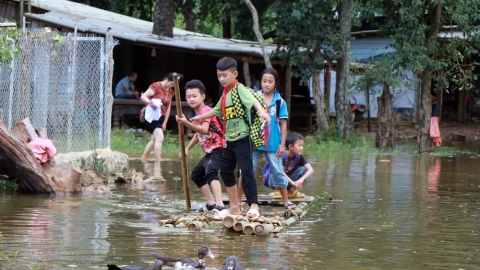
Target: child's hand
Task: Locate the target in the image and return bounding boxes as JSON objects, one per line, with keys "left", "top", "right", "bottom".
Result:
{"left": 178, "top": 149, "right": 189, "bottom": 159}
{"left": 190, "top": 115, "right": 202, "bottom": 125}
{"left": 276, "top": 147, "right": 285, "bottom": 158}
{"left": 294, "top": 179, "right": 304, "bottom": 189}
{"left": 176, "top": 114, "right": 187, "bottom": 124}
{"left": 260, "top": 111, "right": 270, "bottom": 123}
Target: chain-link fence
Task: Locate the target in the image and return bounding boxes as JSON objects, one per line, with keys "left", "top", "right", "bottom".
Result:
{"left": 0, "top": 30, "right": 117, "bottom": 153}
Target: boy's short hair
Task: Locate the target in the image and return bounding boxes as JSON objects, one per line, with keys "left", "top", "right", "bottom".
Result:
{"left": 216, "top": 57, "right": 237, "bottom": 71}
{"left": 286, "top": 132, "right": 304, "bottom": 148}
{"left": 185, "top": 79, "right": 206, "bottom": 94}
{"left": 163, "top": 72, "right": 184, "bottom": 81}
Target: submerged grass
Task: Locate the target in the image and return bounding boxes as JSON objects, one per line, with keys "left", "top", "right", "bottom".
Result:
{"left": 111, "top": 127, "right": 472, "bottom": 157}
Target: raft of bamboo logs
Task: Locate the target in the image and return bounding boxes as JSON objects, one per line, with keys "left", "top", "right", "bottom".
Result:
{"left": 158, "top": 192, "right": 331, "bottom": 236}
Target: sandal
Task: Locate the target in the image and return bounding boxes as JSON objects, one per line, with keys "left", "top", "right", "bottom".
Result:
{"left": 288, "top": 190, "right": 305, "bottom": 198}
{"left": 284, "top": 201, "right": 296, "bottom": 210}
{"left": 246, "top": 208, "right": 260, "bottom": 221}
{"left": 213, "top": 205, "right": 226, "bottom": 211}
{"left": 198, "top": 203, "right": 216, "bottom": 213}
{"left": 271, "top": 191, "right": 282, "bottom": 199}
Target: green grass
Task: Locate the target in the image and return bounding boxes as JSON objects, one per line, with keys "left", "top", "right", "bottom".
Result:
{"left": 110, "top": 127, "right": 203, "bottom": 156}
{"left": 111, "top": 127, "right": 472, "bottom": 157}
{"left": 0, "top": 179, "right": 18, "bottom": 193}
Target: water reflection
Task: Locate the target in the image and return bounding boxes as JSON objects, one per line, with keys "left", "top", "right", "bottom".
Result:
{"left": 1, "top": 154, "right": 480, "bottom": 269}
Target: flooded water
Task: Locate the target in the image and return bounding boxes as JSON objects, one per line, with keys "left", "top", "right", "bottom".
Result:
{"left": 2, "top": 152, "right": 480, "bottom": 269}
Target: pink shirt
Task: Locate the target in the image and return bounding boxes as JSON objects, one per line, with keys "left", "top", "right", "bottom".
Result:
{"left": 197, "top": 106, "right": 224, "bottom": 153}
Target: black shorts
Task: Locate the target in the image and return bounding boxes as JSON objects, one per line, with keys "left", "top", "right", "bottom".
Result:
{"left": 191, "top": 147, "right": 222, "bottom": 188}
{"left": 145, "top": 116, "right": 165, "bottom": 134}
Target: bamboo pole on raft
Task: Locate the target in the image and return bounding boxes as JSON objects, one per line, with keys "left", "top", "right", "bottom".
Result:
{"left": 173, "top": 73, "right": 191, "bottom": 210}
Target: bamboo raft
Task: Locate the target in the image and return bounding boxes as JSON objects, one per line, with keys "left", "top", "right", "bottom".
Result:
{"left": 158, "top": 192, "right": 331, "bottom": 236}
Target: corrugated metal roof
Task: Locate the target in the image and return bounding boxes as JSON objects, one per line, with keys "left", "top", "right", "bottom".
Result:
{"left": 20, "top": 0, "right": 278, "bottom": 57}
{"left": 350, "top": 38, "right": 394, "bottom": 62}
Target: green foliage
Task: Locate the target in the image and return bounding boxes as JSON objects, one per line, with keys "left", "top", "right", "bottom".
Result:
{"left": 357, "top": 0, "right": 480, "bottom": 93}
{"left": 77, "top": 149, "right": 108, "bottom": 174}
{"left": 271, "top": 0, "right": 344, "bottom": 83}
{"left": 0, "top": 19, "right": 21, "bottom": 66}
{"left": 0, "top": 179, "right": 18, "bottom": 193}
{"left": 306, "top": 130, "right": 378, "bottom": 155}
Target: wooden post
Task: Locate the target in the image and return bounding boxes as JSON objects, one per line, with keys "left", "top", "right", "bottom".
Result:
{"left": 285, "top": 65, "right": 292, "bottom": 126}
{"left": 19, "top": 0, "right": 24, "bottom": 29}
{"left": 28, "top": 0, "right": 31, "bottom": 13}
{"left": 243, "top": 60, "right": 251, "bottom": 87}
{"left": 367, "top": 84, "right": 371, "bottom": 132}
{"left": 173, "top": 73, "right": 191, "bottom": 210}
{"left": 325, "top": 60, "right": 332, "bottom": 116}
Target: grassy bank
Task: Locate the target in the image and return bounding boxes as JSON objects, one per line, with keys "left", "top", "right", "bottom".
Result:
{"left": 110, "top": 127, "right": 204, "bottom": 156}
{"left": 110, "top": 127, "right": 469, "bottom": 157}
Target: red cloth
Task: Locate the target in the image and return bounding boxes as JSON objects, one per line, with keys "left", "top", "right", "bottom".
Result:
{"left": 220, "top": 79, "right": 238, "bottom": 135}
{"left": 430, "top": 116, "right": 442, "bottom": 146}
{"left": 150, "top": 82, "right": 173, "bottom": 116}
{"left": 28, "top": 138, "right": 57, "bottom": 163}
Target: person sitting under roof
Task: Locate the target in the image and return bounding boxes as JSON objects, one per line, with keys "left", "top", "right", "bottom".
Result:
{"left": 115, "top": 71, "right": 138, "bottom": 99}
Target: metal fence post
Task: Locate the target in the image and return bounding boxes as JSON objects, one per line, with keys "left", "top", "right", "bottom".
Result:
{"left": 98, "top": 38, "right": 105, "bottom": 147}
{"left": 104, "top": 30, "right": 114, "bottom": 149}
{"left": 66, "top": 25, "right": 78, "bottom": 152}
{"left": 7, "top": 42, "right": 15, "bottom": 129}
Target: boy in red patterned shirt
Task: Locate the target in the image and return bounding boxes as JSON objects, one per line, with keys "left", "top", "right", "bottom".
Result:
{"left": 176, "top": 80, "right": 226, "bottom": 212}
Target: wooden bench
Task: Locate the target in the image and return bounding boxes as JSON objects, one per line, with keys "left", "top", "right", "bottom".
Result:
{"left": 112, "top": 99, "right": 195, "bottom": 136}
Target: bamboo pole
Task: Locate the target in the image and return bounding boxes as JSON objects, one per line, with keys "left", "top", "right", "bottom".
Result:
{"left": 233, "top": 220, "right": 250, "bottom": 232}
{"left": 223, "top": 215, "right": 236, "bottom": 229}
{"left": 187, "top": 221, "right": 204, "bottom": 231}
{"left": 243, "top": 222, "right": 260, "bottom": 235}
{"left": 173, "top": 73, "right": 191, "bottom": 210}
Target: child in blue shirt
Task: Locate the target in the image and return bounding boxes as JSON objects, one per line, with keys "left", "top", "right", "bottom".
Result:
{"left": 238, "top": 67, "right": 296, "bottom": 209}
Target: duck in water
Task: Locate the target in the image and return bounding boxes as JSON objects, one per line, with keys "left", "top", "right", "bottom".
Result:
{"left": 218, "top": 256, "right": 244, "bottom": 270}
{"left": 151, "top": 245, "right": 214, "bottom": 269}
{"left": 107, "top": 259, "right": 163, "bottom": 270}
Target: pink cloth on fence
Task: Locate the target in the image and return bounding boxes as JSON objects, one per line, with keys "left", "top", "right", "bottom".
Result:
{"left": 28, "top": 138, "right": 57, "bottom": 163}
{"left": 430, "top": 117, "right": 442, "bottom": 146}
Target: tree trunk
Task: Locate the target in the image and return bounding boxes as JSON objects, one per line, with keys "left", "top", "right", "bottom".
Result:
{"left": 418, "top": 4, "right": 442, "bottom": 153}
{"left": 376, "top": 83, "right": 394, "bottom": 148}
{"left": 0, "top": 121, "right": 55, "bottom": 194}
{"left": 243, "top": 0, "right": 272, "bottom": 68}
{"left": 335, "top": 0, "right": 353, "bottom": 138}
{"left": 312, "top": 73, "right": 329, "bottom": 131}
{"left": 223, "top": 15, "right": 232, "bottom": 38}
{"left": 181, "top": 0, "right": 195, "bottom": 31}
{"left": 153, "top": 0, "right": 175, "bottom": 38}
{"left": 418, "top": 71, "right": 434, "bottom": 152}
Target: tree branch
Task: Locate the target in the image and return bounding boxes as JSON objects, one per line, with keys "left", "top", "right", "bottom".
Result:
{"left": 243, "top": 0, "right": 272, "bottom": 68}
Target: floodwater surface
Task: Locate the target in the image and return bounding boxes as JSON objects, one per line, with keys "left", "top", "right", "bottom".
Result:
{"left": 1, "top": 152, "right": 480, "bottom": 269}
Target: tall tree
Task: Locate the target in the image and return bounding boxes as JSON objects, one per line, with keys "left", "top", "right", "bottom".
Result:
{"left": 176, "top": 0, "right": 195, "bottom": 31}
{"left": 335, "top": 0, "right": 354, "bottom": 138}
{"left": 272, "top": 0, "right": 343, "bottom": 132}
{"left": 153, "top": 0, "right": 175, "bottom": 38}
{"left": 243, "top": 0, "right": 271, "bottom": 68}
{"left": 353, "top": 59, "right": 403, "bottom": 148}
{"left": 360, "top": 0, "right": 480, "bottom": 152}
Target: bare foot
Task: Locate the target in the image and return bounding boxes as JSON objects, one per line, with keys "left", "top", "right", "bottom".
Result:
{"left": 227, "top": 205, "right": 243, "bottom": 215}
